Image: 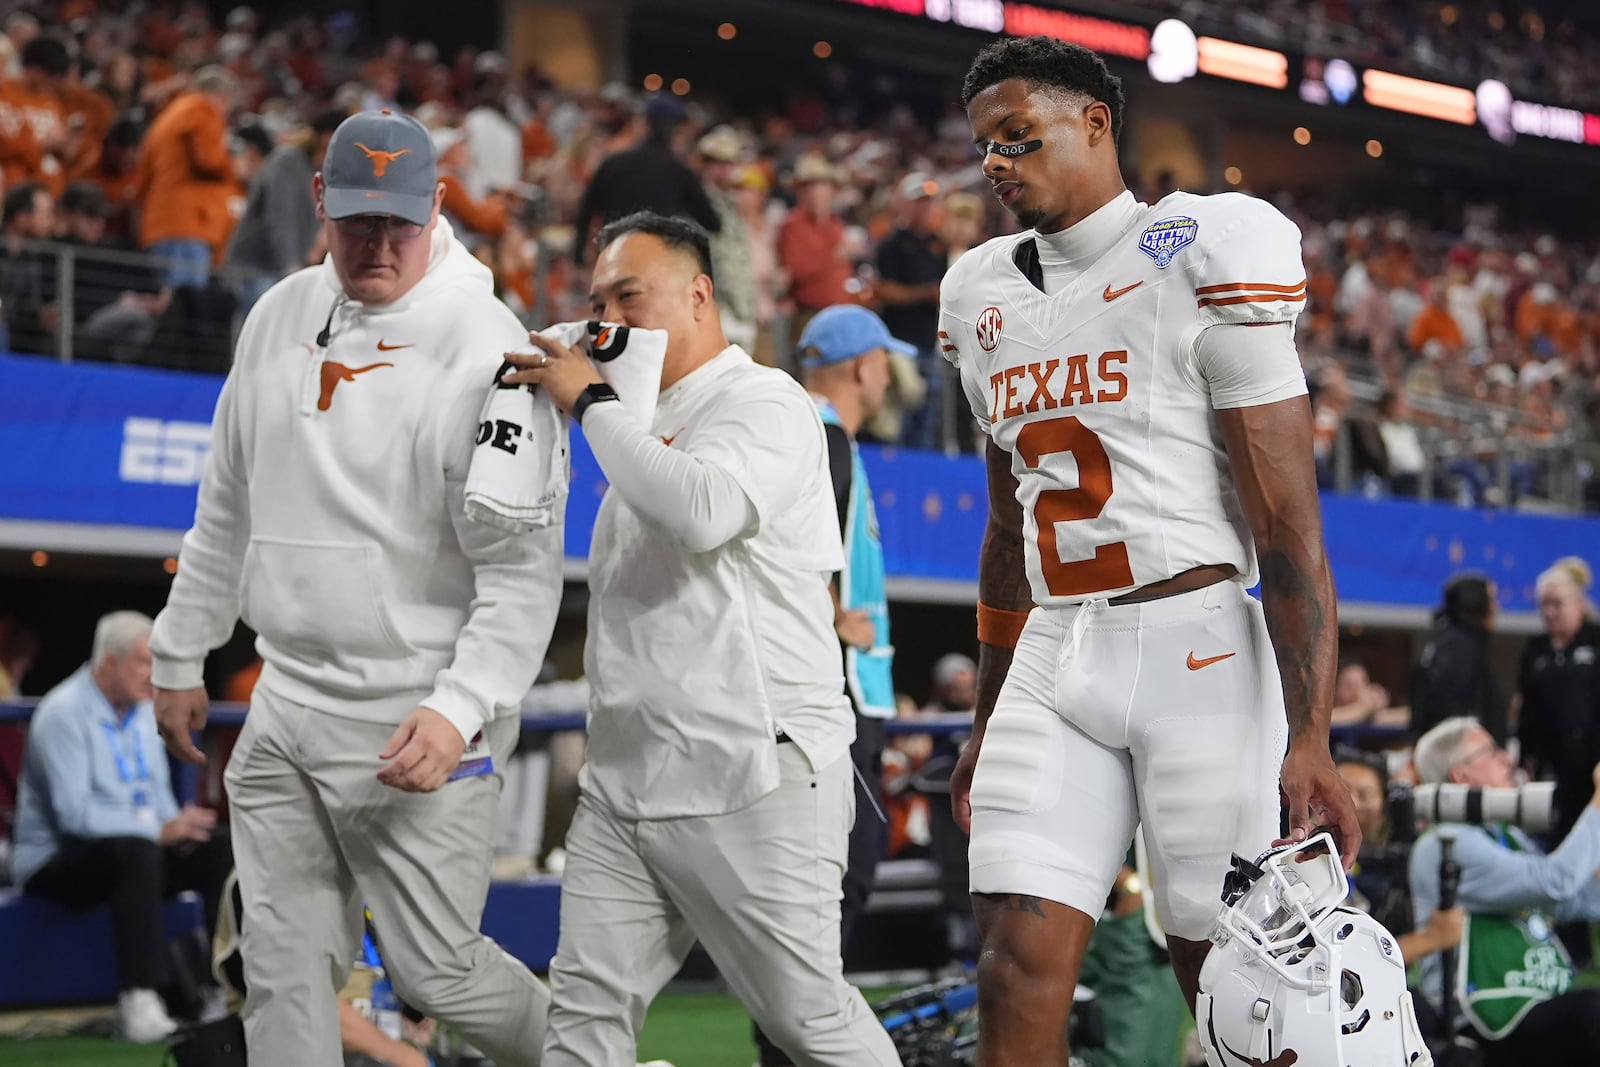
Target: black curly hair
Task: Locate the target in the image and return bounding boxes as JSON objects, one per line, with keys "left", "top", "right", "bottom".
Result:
{"left": 961, "top": 36, "right": 1126, "bottom": 145}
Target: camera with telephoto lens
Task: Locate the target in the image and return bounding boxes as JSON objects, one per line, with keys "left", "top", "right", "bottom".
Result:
{"left": 1354, "top": 781, "right": 1557, "bottom": 937}
{"left": 1387, "top": 780, "right": 1556, "bottom": 842}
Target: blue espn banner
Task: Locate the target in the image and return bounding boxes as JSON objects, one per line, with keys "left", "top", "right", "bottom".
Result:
{"left": 1, "top": 353, "right": 1595, "bottom": 615}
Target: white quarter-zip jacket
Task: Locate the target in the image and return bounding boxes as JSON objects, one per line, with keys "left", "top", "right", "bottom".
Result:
{"left": 151, "top": 220, "right": 564, "bottom": 743}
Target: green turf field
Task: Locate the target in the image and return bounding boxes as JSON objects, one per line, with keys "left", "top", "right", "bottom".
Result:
{"left": 0, "top": 989, "right": 818, "bottom": 1067}
{"left": 2, "top": 959, "right": 1594, "bottom": 1066}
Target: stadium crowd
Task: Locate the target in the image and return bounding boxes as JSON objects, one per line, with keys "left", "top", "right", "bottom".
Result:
{"left": 1149, "top": 0, "right": 1600, "bottom": 111}
{"left": 0, "top": 0, "right": 1596, "bottom": 507}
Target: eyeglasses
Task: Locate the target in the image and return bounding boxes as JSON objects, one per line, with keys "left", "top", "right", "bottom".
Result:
{"left": 332, "top": 215, "right": 425, "bottom": 241}
{"left": 1450, "top": 739, "right": 1501, "bottom": 770}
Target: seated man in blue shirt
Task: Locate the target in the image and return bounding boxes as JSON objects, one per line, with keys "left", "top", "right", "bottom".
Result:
{"left": 1409, "top": 715, "right": 1600, "bottom": 1065}
{"left": 11, "top": 611, "right": 231, "bottom": 1043}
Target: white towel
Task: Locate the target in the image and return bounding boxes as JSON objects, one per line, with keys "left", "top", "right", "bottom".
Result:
{"left": 464, "top": 369, "right": 569, "bottom": 532}
{"left": 542, "top": 319, "right": 668, "bottom": 429}
{"left": 462, "top": 320, "right": 666, "bottom": 532}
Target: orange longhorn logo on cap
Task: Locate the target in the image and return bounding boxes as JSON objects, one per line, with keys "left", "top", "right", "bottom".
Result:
{"left": 354, "top": 143, "right": 410, "bottom": 178}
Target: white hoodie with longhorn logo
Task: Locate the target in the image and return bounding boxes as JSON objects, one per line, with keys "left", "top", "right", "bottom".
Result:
{"left": 151, "top": 219, "right": 565, "bottom": 743}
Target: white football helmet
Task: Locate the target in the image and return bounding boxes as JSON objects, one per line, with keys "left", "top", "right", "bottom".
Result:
{"left": 1195, "top": 833, "right": 1432, "bottom": 1067}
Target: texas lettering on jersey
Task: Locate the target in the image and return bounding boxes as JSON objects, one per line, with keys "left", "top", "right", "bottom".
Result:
{"left": 987, "top": 350, "right": 1129, "bottom": 425}
{"left": 940, "top": 190, "right": 1309, "bottom": 607}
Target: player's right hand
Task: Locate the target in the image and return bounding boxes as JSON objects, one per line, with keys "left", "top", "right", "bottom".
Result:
{"left": 951, "top": 739, "right": 981, "bottom": 835}
{"left": 155, "top": 686, "right": 209, "bottom": 765}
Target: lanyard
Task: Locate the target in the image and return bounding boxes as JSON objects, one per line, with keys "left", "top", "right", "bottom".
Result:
{"left": 101, "top": 718, "right": 151, "bottom": 784}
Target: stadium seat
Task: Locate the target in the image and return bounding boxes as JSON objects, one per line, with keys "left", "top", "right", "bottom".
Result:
{"left": 0, "top": 888, "right": 205, "bottom": 1008}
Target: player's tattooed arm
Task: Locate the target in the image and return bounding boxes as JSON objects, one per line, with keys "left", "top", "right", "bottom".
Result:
{"left": 1257, "top": 548, "right": 1333, "bottom": 739}
{"left": 976, "top": 441, "right": 1030, "bottom": 736}
{"left": 1217, "top": 397, "right": 1337, "bottom": 745}
{"left": 1222, "top": 393, "right": 1360, "bottom": 858}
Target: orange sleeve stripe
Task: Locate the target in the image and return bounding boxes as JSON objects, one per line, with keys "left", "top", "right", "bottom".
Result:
{"left": 1197, "top": 292, "right": 1309, "bottom": 308}
{"left": 1194, "top": 279, "right": 1309, "bottom": 295}
{"left": 977, "top": 602, "right": 1032, "bottom": 648}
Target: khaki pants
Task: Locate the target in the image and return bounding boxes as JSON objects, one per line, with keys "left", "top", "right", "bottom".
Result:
{"left": 543, "top": 744, "right": 901, "bottom": 1067}
{"left": 226, "top": 686, "right": 549, "bottom": 1067}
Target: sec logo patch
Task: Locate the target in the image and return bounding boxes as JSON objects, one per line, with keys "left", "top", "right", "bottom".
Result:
{"left": 976, "top": 306, "right": 1003, "bottom": 352}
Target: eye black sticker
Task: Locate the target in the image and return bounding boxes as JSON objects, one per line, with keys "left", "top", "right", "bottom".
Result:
{"left": 985, "top": 139, "right": 1044, "bottom": 158}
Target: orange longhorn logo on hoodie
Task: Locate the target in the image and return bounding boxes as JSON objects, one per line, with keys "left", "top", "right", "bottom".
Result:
{"left": 319, "top": 362, "right": 393, "bottom": 411}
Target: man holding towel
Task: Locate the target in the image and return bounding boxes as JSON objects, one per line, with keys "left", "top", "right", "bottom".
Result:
{"left": 504, "top": 211, "right": 902, "bottom": 1067}
{"left": 149, "top": 109, "right": 564, "bottom": 1067}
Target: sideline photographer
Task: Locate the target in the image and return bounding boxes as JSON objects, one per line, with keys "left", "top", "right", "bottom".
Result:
{"left": 1408, "top": 717, "right": 1600, "bottom": 1064}
{"left": 1336, "top": 749, "right": 1464, "bottom": 963}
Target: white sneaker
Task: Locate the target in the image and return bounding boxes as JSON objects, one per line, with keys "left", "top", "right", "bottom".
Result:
{"left": 118, "top": 988, "right": 177, "bottom": 1043}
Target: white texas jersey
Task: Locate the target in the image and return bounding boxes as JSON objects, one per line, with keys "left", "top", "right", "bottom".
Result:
{"left": 941, "top": 191, "right": 1308, "bottom": 607}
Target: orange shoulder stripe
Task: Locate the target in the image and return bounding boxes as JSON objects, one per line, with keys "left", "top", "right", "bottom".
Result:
{"left": 1194, "top": 279, "right": 1309, "bottom": 295}
{"left": 1197, "top": 292, "right": 1309, "bottom": 308}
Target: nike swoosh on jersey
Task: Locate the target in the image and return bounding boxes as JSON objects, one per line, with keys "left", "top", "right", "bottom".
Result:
{"left": 1186, "top": 650, "right": 1236, "bottom": 670}
{"left": 376, "top": 340, "right": 413, "bottom": 351}
{"left": 1103, "top": 281, "right": 1145, "bottom": 302}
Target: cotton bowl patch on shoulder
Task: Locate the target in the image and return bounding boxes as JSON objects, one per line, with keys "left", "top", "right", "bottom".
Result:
{"left": 1139, "top": 216, "right": 1199, "bottom": 268}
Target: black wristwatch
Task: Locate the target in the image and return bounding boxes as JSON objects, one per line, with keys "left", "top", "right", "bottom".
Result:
{"left": 571, "top": 382, "right": 620, "bottom": 425}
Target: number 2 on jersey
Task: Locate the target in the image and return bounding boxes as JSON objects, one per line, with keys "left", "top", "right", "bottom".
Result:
{"left": 1015, "top": 417, "right": 1134, "bottom": 597}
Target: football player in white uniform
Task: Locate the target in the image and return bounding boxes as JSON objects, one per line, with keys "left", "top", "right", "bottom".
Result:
{"left": 942, "top": 38, "right": 1361, "bottom": 1065}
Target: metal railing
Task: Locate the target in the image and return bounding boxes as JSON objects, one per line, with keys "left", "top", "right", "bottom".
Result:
{"left": 2, "top": 238, "right": 250, "bottom": 369}
{"left": 0, "top": 236, "right": 559, "bottom": 368}
{"left": 1331, "top": 364, "right": 1588, "bottom": 512}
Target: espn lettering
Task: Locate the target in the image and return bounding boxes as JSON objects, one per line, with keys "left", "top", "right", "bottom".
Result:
{"left": 120, "top": 417, "right": 212, "bottom": 485}
{"left": 988, "top": 350, "right": 1129, "bottom": 424}
{"left": 477, "top": 418, "right": 524, "bottom": 455}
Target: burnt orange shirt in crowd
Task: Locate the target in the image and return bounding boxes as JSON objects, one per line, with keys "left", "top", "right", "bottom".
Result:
{"left": 1515, "top": 290, "right": 1583, "bottom": 354}
{"left": 440, "top": 173, "right": 508, "bottom": 239}
{"left": 60, "top": 81, "right": 114, "bottom": 180}
{"left": 778, "top": 207, "right": 852, "bottom": 312}
{"left": 134, "top": 91, "right": 236, "bottom": 253}
{"left": 1407, "top": 304, "right": 1465, "bottom": 353}
{"left": 0, "top": 80, "right": 67, "bottom": 197}
{"left": 521, "top": 118, "right": 556, "bottom": 165}
{"left": 87, "top": 160, "right": 141, "bottom": 239}
{"left": 1306, "top": 266, "right": 1339, "bottom": 331}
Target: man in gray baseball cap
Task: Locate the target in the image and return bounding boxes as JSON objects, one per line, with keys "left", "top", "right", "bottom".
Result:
{"left": 312, "top": 109, "right": 446, "bottom": 304}
{"left": 154, "top": 104, "right": 564, "bottom": 1067}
